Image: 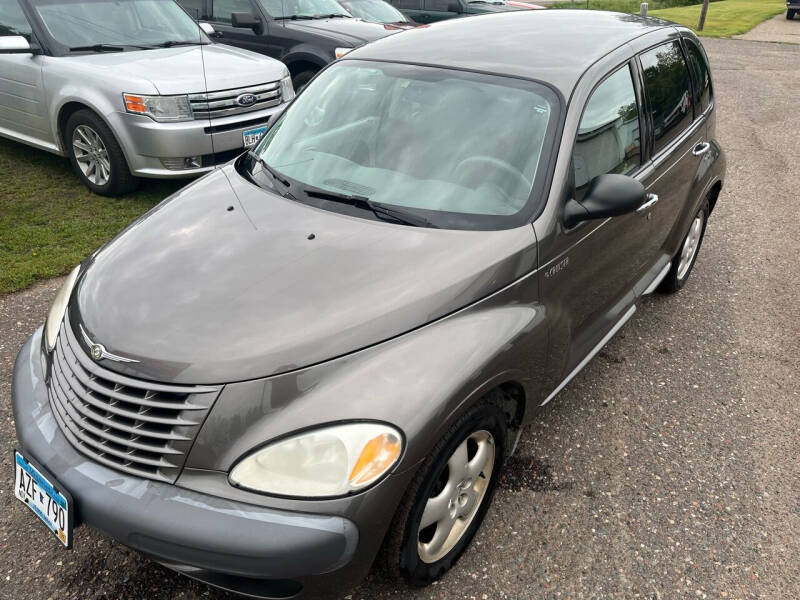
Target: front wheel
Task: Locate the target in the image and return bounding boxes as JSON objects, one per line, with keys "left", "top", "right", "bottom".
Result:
{"left": 788, "top": 9, "right": 796, "bottom": 19}
{"left": 291, "top": 69, "right": 318, "bottom": 92}
{"left": 66, "top": 109, "right": 139, "bottom": 196}
{"left": 658, "top": 201, "right": 709, "bottom": 293}
{"left": 382, "top": 403, "right": 507, "bottom": 585}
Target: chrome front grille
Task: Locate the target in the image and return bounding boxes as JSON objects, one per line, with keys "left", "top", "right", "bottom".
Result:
{"left": 47, "top": 317, "right": 220, "bottom": 483}
{"left": 188, "top": 81, "right": 282, "bottom": 120}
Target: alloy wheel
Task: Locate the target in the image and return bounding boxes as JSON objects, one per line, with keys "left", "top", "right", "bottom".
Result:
{"left": 676, "top": 212, "right": 704, "bottom": 280}
{"left": 417, "top": 430, "right": 495, "bottom": 563}
{"left": 72, "top": 125, "right": 111, "bottom": 186}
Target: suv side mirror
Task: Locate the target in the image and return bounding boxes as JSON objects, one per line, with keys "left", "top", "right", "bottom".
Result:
{"left": 0, "top": 36, "right": 35, "bottom": 54}
{"left": 198, "top": 22, "right": 215, "bottom": 35}
{"left": 231, "top": 12, "right": 262, "bottom": 33}
{"left": 563, "top": 173, "right": 646, "bottom": 228}
{"left": 448, "top": 2, "right": 464, "bottom": 13}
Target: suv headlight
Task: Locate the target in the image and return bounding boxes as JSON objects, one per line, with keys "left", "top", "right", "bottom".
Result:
{"left": 229, "top": 422, "right": 403, "bottom": 498}
{"left": 44, "top": 266, "right": 80, "bottom": 352}
{"left": 123, "top": 93, "right": 193, "bottom": 122}
{"left": 280, "top": 75, "right": 295, "bottom": 102}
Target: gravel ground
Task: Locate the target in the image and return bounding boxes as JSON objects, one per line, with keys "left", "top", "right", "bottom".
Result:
{"left": 2, "top": 37, "right": 799, "bottom": 600}
{"left": 734, "top": 11, "right": 800, "bottom": 44}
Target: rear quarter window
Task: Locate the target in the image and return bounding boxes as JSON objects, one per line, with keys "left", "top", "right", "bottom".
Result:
{"left": 684, "top": 38, "right": 712, "bottom": 113}
{"left": 640, "top": 41, "right": 694, "bottom": 154}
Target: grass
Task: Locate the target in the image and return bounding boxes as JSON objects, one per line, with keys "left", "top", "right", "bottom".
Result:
{"left": 0, "top": 137, "right": 182, "bottom": 295}
{"left": 650, "top": 0, "right": 787, "bottom": 37}
{"left": 553, "top": 0, "right": 787, "bottom": 37}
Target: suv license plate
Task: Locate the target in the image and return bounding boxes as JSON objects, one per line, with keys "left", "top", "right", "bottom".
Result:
{"left": 13, "top": 449, "right": 73, "bottom": 548}
{"left": 243, "top": 126, "right": 268, "bottom": 148}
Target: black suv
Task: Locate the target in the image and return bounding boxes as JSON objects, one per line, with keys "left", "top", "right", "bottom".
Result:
{"left": 388, "top": 0, "right": 525, "bottom": 24}
{"left": 178, "top": 0, "right": 399, "bottom": 88}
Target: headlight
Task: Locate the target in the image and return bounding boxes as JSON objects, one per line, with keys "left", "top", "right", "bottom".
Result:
{"left": 229, "top": 422, "right": 403, "bottom": 498}
{"left": 279, "top": 75, "right": 295, "bottom": 102}
{"left": 334, "top": 47, "right": 353, "bottom": 59}
{"left": 44, "top": 266, "right": 80, "bottom": 352}
{"left": 123, "top": 93, "right": 193, "bottom": 122}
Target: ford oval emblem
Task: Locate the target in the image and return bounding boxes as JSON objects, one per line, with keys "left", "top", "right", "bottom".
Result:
{"left": 236, "top": 93, "right": 258, "bottom": 107}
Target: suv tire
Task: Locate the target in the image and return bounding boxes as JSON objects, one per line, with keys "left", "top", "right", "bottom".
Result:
{"left": 65, "top": 109, "right": 139, "bottom": 196}
{"left": 381, "top": 402, "right": 507, "bottom": 586}
{"left": 658, "top": 200, "right": 709, "bottom": 293}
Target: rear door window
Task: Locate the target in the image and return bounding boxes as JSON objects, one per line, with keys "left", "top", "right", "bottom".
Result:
{"left": 684, "top": 38, "right": 712, "bottom": 113}
{"left": 573, "top": 64, "right": 641, "bottom": 195}
{"left": 640, "top": 41, "right": 694, "bottom": 154}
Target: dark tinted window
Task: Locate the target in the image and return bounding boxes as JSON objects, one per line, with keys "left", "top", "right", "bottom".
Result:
{"left": 394, "top": 0, "right": 422, "bottom": 9}
{"left": 640, "top": 41, "right": 694, "bottom": 154}
{"left": 178, "top": 0, "right": 206, "bottom": 18}
{"left": 425, "top": 0, "right": 455, "bottom": 10}
{"left": 210, "top": 0, "right": 252, "bottom": 22}
{"left": 0, "top": 0, "right": 32, "bottom": 39}
{"left": 684, "top": 38, "right": 712, "bottom": 113}
{"left": 573, "top": 65, "right": 641, "bottom": 193}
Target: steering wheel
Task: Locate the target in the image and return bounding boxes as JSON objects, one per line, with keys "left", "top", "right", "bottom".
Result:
{"left": 454, "top": 155, "right": 531, "bottom": 197}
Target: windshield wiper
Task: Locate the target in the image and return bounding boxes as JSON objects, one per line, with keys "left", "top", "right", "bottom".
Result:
{"left": 314, "top": 13, "right": 351, "bottom": 18}
{"left": 275, "top": 14, "right": 315, "bottom": 19}
{"left": 304, "top": 188, "right": 437, "bottom": 228}
{"left": 68, "top": 43, "right": 126, "bottom": 52}
{"left": 248, "top": 151, "right": 291, "bottom": 187}
{"left": 155, "top": 40, "right": 204, "bottom": 47}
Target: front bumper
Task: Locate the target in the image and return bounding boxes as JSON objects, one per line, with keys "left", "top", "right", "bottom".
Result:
{"left": 12, "top": 328, "right": 360, "bottom": 599}
{"left": 107, "top": 105, "right": 282, "bottom": 179}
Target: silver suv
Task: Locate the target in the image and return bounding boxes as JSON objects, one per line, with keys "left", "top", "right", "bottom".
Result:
{"left": 0, "top": 0, "right": 293, "bottom": 195}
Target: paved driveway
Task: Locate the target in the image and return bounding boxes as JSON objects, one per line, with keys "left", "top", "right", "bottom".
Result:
{"left": 1, "top": 37, "right": 799, "bottom": 600}
{"left": 735, "top": 11, "right": 800, "bottom": 44}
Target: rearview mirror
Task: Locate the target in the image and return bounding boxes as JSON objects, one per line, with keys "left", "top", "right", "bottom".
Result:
{"left": 0, "top": 36, "right": 34, "bottom": 54}
{"left": 563, "top": 173, "right": 646, "bottom": 228}
{"left": 231, "top": 12, "right": 262, "bottom": 33}
{"left": 447, "top": 2, "right": 464, "bottom": 13}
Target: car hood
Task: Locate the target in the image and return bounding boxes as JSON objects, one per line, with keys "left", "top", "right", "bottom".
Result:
{"left": 70, "top": 167, "right": 537, "bottom": 384}
{"left": 69, "top": 44, "right": 287, "bottom": 96}
{"left": 283, "top": 17, "right": 398, "bottom": 44}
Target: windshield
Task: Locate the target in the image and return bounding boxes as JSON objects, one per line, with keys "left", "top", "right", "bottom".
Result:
{"left": 31, "top": 0, "right": 203, "bottom": 50}
{"left": 248, "top": 61, "right": 559, "bottom": 229}
{"left": 259, "top": 0, "right": 350, "bottom": 18}
{"left": 338, "top": 0, "right": 406, "bottom": 23}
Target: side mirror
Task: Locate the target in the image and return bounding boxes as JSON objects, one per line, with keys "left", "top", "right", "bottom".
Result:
{"left": 563, "top": 173, "right": 646, "bottom": 228}
{"left": 231, "top": 12, "right": 262, "bottom": 33}
{"left": 0, "top": 36, "right": 35, "bottom": 55}
{"left": 448, "top": 2, "right": 464, "bottom": 13}
{"left": 198, "top": 22, "right": 215, "bottom": 35}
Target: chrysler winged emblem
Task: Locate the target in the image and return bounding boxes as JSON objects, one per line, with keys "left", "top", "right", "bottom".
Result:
{"left": 80, "top": 325, "right": 139, "bottom": 363}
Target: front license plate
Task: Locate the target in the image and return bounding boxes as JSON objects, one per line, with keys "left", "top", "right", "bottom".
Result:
{"left": 243, "top": 126, "right": 268, "bottom": 148}
{"left": 13, "top": 450, "right": 73, "bottom": 548}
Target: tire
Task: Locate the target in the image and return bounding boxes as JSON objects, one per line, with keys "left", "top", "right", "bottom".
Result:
{"left": 658, "top": 200, "right": 709, "bottom": 294}
{"left": 291, "top": 69, "right": 318, "bottom": 92}
{"left": 65, "top": 109, "right": 139, "bottom": 196}
{"left": 381, "top": 403, "right": 507, "bottom": 586}
{"left": 788, "top": 9, "right": 796, "bottom": 19}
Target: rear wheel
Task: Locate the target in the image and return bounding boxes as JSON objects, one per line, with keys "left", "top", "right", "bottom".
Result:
{"left": 382, "top": 403, "right": 506, "bottom": 585}
{"left": 66, "top": 109, "right": 139, "bottom": 196}
{"left": 658, "top": 201, "right": 709, "bottom": 293}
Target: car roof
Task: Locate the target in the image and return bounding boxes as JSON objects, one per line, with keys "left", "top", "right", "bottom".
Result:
{"left": 346, "top": 10, "right": 676, "bottom": 95}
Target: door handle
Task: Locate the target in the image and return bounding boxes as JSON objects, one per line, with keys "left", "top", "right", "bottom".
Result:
{"left": 692, "top": 141, "right": 711, "bottom": 156}
{"left": 636, "top": 193, "right": 659, "bottom": 213}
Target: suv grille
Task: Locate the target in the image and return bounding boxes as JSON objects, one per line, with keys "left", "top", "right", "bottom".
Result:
{"left": 188, "top": 81, "right": 282, "bottom": 120}
{"left": 47, "top": 317, "right": 220, "bottom": 483}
